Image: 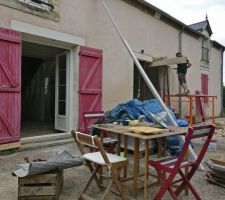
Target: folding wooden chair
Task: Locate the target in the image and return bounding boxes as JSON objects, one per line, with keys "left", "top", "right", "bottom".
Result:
{"left": 149, "top": 124, "right": 215, "bottom": 200}
{"left": 71, "top": 130, "right": 128, "bottom": 200}
{"left": 83, "top": 111, "right": 117, "bottom": 152}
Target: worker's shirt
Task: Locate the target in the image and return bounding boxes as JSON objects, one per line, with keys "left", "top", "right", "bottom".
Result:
{"left": 177, "top": 63, "right": 188, "bottom": 74}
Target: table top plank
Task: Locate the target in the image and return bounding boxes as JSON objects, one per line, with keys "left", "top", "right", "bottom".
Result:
{"left": 91, "top": 124, "right": 188, "bottom": 139}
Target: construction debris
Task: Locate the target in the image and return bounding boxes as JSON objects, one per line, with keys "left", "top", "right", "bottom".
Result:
{"left": 205, "top": 159, "right": 225, "bottom": 188}
{"left": 215, "top": 121, "right": 225, "bottom": 137}
{"left": 18, "top": 168, "right": 63, "bottom": 200}
{"left": 13, "top": 150, "right": 83, "bottom": 177}
{"left": 149, "top": 56, "right": 188, "bottom": 67}
{"left": 153, "top": 56, "right": 167, "bottom": 61}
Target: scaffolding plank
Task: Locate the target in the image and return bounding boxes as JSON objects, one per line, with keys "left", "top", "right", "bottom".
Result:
{"left": 149, "top": 57, "right": 187, "bottom": 67}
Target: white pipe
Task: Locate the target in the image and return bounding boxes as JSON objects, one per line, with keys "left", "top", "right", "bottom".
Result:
{"left": 99, "top": 0, "right": 177, "bottom": 126}
{"left": 98, "top": 0, "right": 204, "bottom": 170}
{"left": 180, "top": 136, "right": 205, "bottom": 171}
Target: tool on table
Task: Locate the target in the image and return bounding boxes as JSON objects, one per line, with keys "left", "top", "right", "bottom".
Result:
{"left": 138, "top": 115, "right": 154, "bottom": 126}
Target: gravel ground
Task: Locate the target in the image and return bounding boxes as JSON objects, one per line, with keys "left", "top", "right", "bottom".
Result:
{"left": 1, "top": 128, "right": 225, "bottom": 200}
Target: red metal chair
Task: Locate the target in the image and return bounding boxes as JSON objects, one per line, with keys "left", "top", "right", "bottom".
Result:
{"left": 149, "top": 124, "right": 215, "bottom": 200}
{"left": 83, "top": 111, "right": 117, "bottom": 152}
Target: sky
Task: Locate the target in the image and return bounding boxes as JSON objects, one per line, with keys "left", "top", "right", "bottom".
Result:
{"left": 145, "top": 0, "right": 225, "bottom": 82}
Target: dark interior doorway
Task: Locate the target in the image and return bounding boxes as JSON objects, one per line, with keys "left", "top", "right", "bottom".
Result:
{"left": 133, "top": 61, "right": 160, "bottom": 101}
{"left": 21, "top": 41, "right": 65, "bottom": 137}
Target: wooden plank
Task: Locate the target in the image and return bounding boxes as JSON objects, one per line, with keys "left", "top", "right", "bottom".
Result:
{"left": 128, "top": 126, "right": 163, "bottom": 135}
{"left": 81, "top": 193, "right": 96, "bottom": 200}
{"left": 19, "top": 186, "right": 56, "bottom": 196}
{"left": 92, "top": 124, "right": 187, "bottom": 140}
{"left": 210, "top": 159, "right": 225, "bottom": 167}
{"left": 0, "top": 141, "right": 20, "bottom": 150}
{"left": 206, "top": 173, "right": 225, "bottom": 183}
{"left": 134, "top": 52, "right": 153, "bottom": 62}
{"left": 18, "top": 196, "right": 56, "bottom": 200}
{"left": 18, "top": 169, "right": 63, "bottom": 199}
{"left": 149, "top": 57, "right": 187, "bottom": 67}
{"left": 19, "top": 174, "right": 57, "bottom": 185}
{"left": 55, "top": 169, "right": 63, "bottom": 199}
{"left": 206, "top": 177, "right": 225, "bottom": 188}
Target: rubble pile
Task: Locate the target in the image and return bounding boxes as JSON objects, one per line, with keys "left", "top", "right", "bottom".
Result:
{"left": 205, "top": 159, "right": 225, "bottom": 188}
{"left": 215, "top": 122, "right": 225, "bottom": 137}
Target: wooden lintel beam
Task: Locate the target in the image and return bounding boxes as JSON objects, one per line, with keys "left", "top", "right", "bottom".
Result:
{"left": 134, "top": 52, "right": 153, "bottom": 62}
{"left": 149, "top": 57, "right": 187, "bottom": 67}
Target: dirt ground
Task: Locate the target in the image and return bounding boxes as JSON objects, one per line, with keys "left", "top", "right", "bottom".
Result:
{"left": 1, "top": 124, "right": 225, "bottom": 200}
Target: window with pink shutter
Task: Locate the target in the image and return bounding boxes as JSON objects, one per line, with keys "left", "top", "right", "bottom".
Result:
{"left": 0, "top": 28, "right": 21, "bottom": 144}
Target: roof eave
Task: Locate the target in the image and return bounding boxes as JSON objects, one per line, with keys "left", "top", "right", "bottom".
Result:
{"left": 136, "top": 0, "right": 204, "bottom": 37}
{"left": 211, "top": 40, "right": 225, "bottom": 51}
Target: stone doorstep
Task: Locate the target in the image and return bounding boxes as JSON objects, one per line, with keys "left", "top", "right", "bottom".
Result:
{"left": 19, "top": 138, "right": 74, "bottom": 152}
{"left": 21, "top": 132, "right": 72, "bottom": 144}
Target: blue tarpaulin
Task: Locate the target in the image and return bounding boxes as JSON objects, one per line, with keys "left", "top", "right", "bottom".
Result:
{"left": 106, "top": 99, "right": 189, "bottom": 155}
{"left": 107, "top": 98, "right": 188, "bottom": 127}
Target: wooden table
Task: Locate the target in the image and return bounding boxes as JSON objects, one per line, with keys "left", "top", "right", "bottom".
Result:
{"left": 92, "top": 124, "right": 188, "bottom": 200}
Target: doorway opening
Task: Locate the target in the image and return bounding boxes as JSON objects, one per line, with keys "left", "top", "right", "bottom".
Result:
{"left": 133, "top": 61, "right": 169, "bottom": 101}
{"left": 133, "top": 61, "right": 160, "bottom": 100}
{"left": 21, "top": 41, "right": 66, "bottom": 137}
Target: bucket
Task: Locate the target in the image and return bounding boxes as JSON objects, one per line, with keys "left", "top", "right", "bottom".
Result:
{"left": 208, "top": 139, "right": 217, "bottom": 151}
{"left": 202, "top": 138, "right": 217, "bottom": 151}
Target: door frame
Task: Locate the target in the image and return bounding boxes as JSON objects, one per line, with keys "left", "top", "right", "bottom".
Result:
{"left": 11, "top": 20, "right": 85, "bottom": 132}
{"left": 55, "top": 51, "right": 70, "bottom": 131}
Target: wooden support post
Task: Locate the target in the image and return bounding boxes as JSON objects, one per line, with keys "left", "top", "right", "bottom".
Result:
{"left": 144, "top": 140, "right": 149, "bottom": 200}
{"left": 189, "top": 96, "right": 193, "bottom": 125}
{"left": 133, "top": 138, "right": 139, "bottom": 197}
{"left": 123, "top": 135, "right": 128, "bottom": 178}
{"left": 212, "top": 97, "right": 215, "bottom": 124}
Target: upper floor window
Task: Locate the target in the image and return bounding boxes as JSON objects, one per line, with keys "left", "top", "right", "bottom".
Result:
{"left": 201, "top": 39, "right": 210, "bottom": 63}
{"left": 17, "top": 0, "right": 54, "bottom": 11}
{"left": 0, "top": 0, "right": 59, "bottom": 21}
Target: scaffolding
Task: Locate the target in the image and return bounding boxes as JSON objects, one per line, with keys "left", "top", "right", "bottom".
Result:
{"left": 167, "top": 94, "right": 217, "bottom": 125}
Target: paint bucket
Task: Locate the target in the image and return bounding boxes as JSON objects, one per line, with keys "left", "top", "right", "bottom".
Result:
{"left": 129, "top": 120, "right": 139, "bottom": 126}
{"left": 122, "top": 120, "right": 130, "bottom": 126}
{"left": 202, "top": 137, "right": 217, "bottom": 151}
{"left": 208, "top": 139, "right": 217, "bottom": 151}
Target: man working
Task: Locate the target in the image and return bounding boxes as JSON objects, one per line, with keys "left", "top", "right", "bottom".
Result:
{"left": 176, "top": 52, "right": 192, "bottom": 94}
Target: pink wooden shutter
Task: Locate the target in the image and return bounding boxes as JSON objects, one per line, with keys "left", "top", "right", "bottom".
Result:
{"left": 0, "top": 28, "right": 21, "bottom": 144}
{"left": 201, "top": 73, "right": 208, "bottom": 103}
{"left": 78, "top": 46, "right": 103, "bottom": 131}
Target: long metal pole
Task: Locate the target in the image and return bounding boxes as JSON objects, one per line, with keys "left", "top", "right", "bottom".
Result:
{"left": 99, "top": 0, "right": 177, "bottom": 126}
{"left": 99, "top": 0, "right": 204, "bottom": 170}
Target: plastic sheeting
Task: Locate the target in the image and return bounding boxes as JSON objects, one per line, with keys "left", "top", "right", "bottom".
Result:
{"left": 13, "top": 150, "right": 83, "bottom": 177}
{"left": 106, "top": 99, "right": 189, "bottom": 155}
{"left": 107, "top": 98, "right": 188, "bottom": 127}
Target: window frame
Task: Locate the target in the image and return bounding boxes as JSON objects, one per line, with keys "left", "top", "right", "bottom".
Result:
{"left": 17, "top": 0, "right": 51, "bottom": 11}
{"left": 201, "top": 39, "right": 210, "bottom": 63}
